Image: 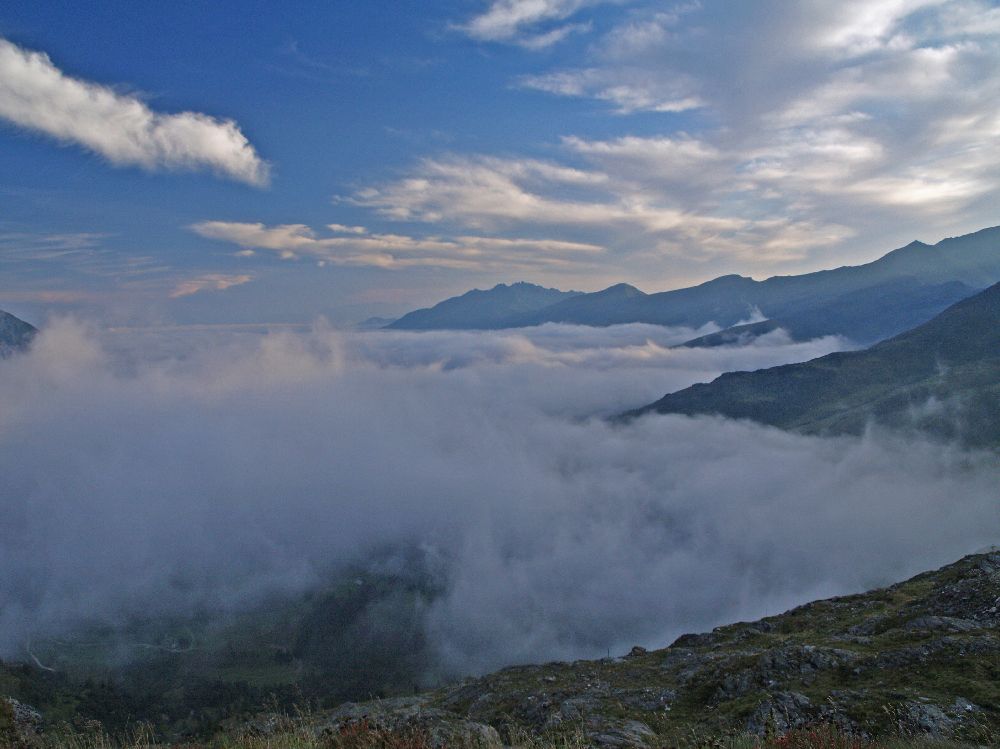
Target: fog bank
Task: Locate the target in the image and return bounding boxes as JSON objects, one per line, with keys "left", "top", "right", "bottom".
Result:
{"left": 0, "top": 320, "right": 996, "bottom": 673}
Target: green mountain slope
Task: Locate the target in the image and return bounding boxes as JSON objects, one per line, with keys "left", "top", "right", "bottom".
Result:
{"left": 387, "top": 282, "right": 580, "bottom": 330}
{"left": 0, "top": 310, "right": 36, "bottom": 357}
{"left": 635, "top": 283, "right": 1000, "bottom": 447}
{"left": 8, "top": 552, "right": 1000, "bottom": 744}
{"left": 265, "top": 551, "right": 1000, "bottom": 745}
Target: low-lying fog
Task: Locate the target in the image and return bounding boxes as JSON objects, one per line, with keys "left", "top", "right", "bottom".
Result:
{"left": 1, "top": 320, "right": 997, "bottom": 674}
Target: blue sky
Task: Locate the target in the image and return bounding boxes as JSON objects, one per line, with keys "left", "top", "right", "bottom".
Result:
{"left": 1, "top": 0, "right": 998, "bottom": 325}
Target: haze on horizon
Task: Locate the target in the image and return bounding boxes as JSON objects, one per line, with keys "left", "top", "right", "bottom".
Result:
{"left": 1, "top": 0, "right": 999, "bottom": 327}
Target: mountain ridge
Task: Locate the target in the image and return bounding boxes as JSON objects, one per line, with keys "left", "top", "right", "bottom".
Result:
{"left": 388, "top": 282, "right": 581, "bottom": 330}
{"left": 387, "top": 226, "right": 1000, "bottom": 346}
{"left": 633, "top": 282, "right": 1000, "bottom": 447}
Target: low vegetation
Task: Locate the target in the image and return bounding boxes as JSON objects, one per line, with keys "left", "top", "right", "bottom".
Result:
{"left": 6, "top": 713, "right": 999, "bottom": 749}
{"left": 5, "top": 552, "right": 999, "bottom": 749}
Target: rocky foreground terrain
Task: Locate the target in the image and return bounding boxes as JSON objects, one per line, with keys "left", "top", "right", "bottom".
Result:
{"left": 311, "top": 551, "right": 1000, "bottom": 747}
{"left": 4, "top": 551, "right": 1000, "bottom": 747}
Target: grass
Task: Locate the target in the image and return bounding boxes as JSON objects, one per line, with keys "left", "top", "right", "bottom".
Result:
{"left": 11, "top": 717, "right": 998, "bottom": 749}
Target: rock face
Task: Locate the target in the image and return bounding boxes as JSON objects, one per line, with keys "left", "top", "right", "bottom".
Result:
{"left": 318, "top": 552, "right": 1000, "bottom": 744}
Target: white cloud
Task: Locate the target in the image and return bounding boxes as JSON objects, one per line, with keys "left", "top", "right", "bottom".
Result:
{"left": 811, "top": 0, "right": 947, "bottom": 56}
{"left": 457, "top": 0, "right": 616, "bottom": 47}
{"left": 190, "top": 220, "right": 605, "bottom": 271}
{"left": 170, "top": 274, "right": 254, "bottom": 298}
{"left": 518, "top": 67, "right": 704, "bottom": 113}
{"left": 0, "top": 38, "right": 269, "bottom": 186}
{"left": 349, "top": 150, "right": 853, "bottom": 265}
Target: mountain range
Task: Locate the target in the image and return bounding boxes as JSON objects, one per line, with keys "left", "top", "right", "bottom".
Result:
{"left": 388, "top": 226, "right": 1000, "bottom": 347}
{"left": 632, "top": 282, "right": 1000, "bottom": 448}
{"left": 388, "top": 282, "right": 580, "bottom": 330}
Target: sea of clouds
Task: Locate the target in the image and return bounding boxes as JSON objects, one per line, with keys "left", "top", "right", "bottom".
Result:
{"left": 0, "top": 320, "right": 997, "bottom": 674}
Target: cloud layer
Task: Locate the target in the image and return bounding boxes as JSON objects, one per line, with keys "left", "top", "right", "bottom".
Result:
{"left": 0, "top": 38, "right": 269, "bottom": 186}
{"left": 1, "top": 321, "right": 997, "bottom": 676}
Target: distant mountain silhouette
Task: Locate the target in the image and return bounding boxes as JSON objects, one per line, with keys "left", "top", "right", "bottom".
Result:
{"left": 388, "top": 226, "right": 1000, "bottom": 345}
{"left": 387, "top": 282, "right": 580, "bottom": 330}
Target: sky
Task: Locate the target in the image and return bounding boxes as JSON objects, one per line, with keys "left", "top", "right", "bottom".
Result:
{"left": 1, "top": 0, "right": 999, "bottom": 326}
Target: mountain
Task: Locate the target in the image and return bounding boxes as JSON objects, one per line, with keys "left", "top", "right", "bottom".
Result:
{"left": 387, "top": 282, "right": 581, "bottom": 330}
{"left": 0, "top": 310, "right": 37, "bottom": 357}
{"left": 8, "top": 551, "right": 1000, "bottom": 744}
{"left": 389, "top": 226, "right": 1000, "bottom": 345}
{"left": 633, "top": 283, "right": 1000, "bottom": 447}
{"left": 354, "top": 316, "right": 399, "bottom": 330}
{"left": 310, "top": 551, "right": 1000, "bottom": 744}
{"left": 679, "top": 278, "right": 976, "bottom": 348}
{"left": 511, "top": 275, "right": 761, "bottom": 329}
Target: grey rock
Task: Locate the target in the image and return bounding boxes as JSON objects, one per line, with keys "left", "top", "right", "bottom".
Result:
{"left": 613, "top": 687, "right": 677, "bottom": 712}
{"left": 322, "top": 697, "right": 500, "bottom": 749}
{"left": 904, "top": 616, "right": 979, "bottom": 632}
{"left": 903, "top": 702, "right": 954, "bottom": 737}
{"left": 746, "top": 692, "right": 812, "bottom": 736}
{"left": 588, "top": 719, "right": 656, "bottom": 748}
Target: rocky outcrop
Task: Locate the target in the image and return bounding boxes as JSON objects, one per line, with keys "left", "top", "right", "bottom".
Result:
{"left": 1, "top": 697, "right": 42, "bottom": 747}
{"left": 321, "top": 696, "right": 501, "bottom": 748}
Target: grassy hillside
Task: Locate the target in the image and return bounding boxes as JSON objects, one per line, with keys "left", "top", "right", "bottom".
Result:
{"left": 7, "top": 552, "right": 1000, "bottom": 749}
{"left": 635, "top": 283, "right": 1000, "bottom": 447}
{"left": 6, "top": 552, "right": 1000, "bottom": 747}
{"left": 0, "top": 565, "right": 441, "bottom": 740}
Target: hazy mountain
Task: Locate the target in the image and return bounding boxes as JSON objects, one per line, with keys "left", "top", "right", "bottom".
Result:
{"left": 511, "top": 275, "right": 760, "bottom": 328}
{"left": 0, "top": 310, "right": 37, "bottom": 357}
{"left": 679, "top": 278, "right": 976, "bottom": 348}
{"left": 387, "top": 282, "right": 580, "bottom": 330}
{"left": 390, "top": 226, "right": 1000, "bottom": 343}
{"left": 354, "top": 316, "right": 398, "bottom": 330}
{"left": 634, "top": 283, "right": 1000, "bottom": 447}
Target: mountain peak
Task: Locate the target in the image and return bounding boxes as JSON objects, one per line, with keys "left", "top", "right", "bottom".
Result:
{"left": 0, "top": 309, "right": 37, "bottom": 356}
{"left": 597, "top": 282, "right": 645, "bottom": 297}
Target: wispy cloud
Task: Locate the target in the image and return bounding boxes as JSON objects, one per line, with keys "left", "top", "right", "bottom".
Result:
{"left": 170, "top": 274, "right": 254, "bottom": 298}
{"left": 349, "top": 151, "right": 851, "bottom": 264}
{"left": 0, "top": 38, "right": 269, "bottom": 186}
{"left": 190, "top": 221, "right": 605, "bottom": 271}
{"left": 517, "top": 67, "right": 704, "bottom": 113}
{"left": 456, "top": 0, "right": 617, "bottom": 48}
